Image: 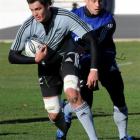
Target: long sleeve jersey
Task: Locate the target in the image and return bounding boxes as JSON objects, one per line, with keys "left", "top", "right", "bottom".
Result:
{"left": 72, "top": 7, "right": 116, "bottom": 65}
{"left": 9, "top": 7, "right": 98, "bottom": 69}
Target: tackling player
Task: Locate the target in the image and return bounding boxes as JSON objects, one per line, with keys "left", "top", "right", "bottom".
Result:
{"left": 56, "top": 0, "right": 134, "bottom": 140}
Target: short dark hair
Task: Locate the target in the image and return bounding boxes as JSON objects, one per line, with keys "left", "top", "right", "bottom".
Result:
{"left": 26, "top": 0, "right": 53, "bottom": 5}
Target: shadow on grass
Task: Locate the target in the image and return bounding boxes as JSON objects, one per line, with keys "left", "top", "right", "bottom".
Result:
{"left": 0, "top": 132, "right": 28, "bottom": 136}
{"left": 0, "top": 113, "right": 139, "bottom": 140}
{"left": 99, "top": 137, "right": 140, "bottom": 140}
{"left": 0, "top": 133, "right": 139, "bottom": 140}
{"left": 0, "top": 112, "right": 140, "bottom": 125}
{"left": 99, "top": 137, "right": 119, "bottom": 140}
{"left": 0, "top": 117, "right": 49, "bottom": 124}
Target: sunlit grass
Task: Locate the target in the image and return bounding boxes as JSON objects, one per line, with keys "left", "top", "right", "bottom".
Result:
{"left": 0, "top": 42, "right": 140, "bottom": 139}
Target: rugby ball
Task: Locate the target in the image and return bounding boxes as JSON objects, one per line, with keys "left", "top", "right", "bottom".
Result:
{"left": 25, "top": 39, "right": 43, "bottom": 57}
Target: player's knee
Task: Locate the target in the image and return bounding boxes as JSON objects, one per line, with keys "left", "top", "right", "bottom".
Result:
{"left": 64, "top": 75, "right": 80, "bottom": 93}
{"left": 64, "top": 75, "right": 84, "bottom": 106}
{"left": 43, "top": 96, "right": 61, "bottom": 122}
{"left": 68, "top": 95, "right": 79, "bottom": 104}
{"left": 48, "top": 112, "right": 60, "bottom": 122}
{"left": 66, "top": 89, "right": 83, "bottom": 106}
{"left": 48, "top": 111, "right": 65, "bottom": 123}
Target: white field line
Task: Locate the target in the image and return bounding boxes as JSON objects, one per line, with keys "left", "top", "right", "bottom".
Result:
{"left": 114, "top": 38, "right": 140, "bottom": 42}
{"left": 118, "top": 62, "right": 133, "bottom": 66}
{"left": 1, "top": 38, "right": 140, "bottom": 43}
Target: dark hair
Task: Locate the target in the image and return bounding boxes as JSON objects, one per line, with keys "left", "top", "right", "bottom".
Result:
{"left": 26, "top": 0, "right": 53, "bottom": 5}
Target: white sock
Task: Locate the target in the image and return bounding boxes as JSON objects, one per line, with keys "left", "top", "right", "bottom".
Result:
{"left": 74, "top": 102, "right": 98, "bottom": 140}
{"left": 63, "top": 103, "right": 73, "bottom": 123}
{"left": 113, "top": 106, "right": 128, "bottom": 139}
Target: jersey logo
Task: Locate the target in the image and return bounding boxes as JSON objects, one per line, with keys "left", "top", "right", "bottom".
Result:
{"left": 107, "top": 23, "right": 113, "bottom": 28}
{"left": 65, "top": 57, "right": 73, "bottom": 62}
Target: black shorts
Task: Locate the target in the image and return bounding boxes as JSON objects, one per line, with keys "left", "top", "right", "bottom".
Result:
{"left": 38, "top": 39, "right": 80, "bottom": 98}
{"left": 38, "top": 58, "right": 63, "bottom": 97}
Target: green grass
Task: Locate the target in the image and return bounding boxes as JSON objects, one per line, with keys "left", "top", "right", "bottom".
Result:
{"left": 0, "top": 41, "right": 140, "bottom": 140}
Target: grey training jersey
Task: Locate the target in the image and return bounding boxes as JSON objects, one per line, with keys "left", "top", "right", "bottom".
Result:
{"left": 11, "top": 7, "right": 92, "bottom": 58}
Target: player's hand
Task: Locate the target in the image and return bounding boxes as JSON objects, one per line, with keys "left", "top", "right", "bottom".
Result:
{"left": 35, "top": 45, "right": 47, "bottom": 63}
{"left": 86, "top": 69, "right": 98, "bottom": 89}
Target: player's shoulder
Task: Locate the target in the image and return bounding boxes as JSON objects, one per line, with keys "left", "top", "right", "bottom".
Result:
{"left": 97, "top": 9, "right": 114, "bottom": 26}
{"left": 19, "top": 16, "right": 35, "bottom": 31}
{"left": 18, "top": 15, "right": 40, "bottom": 37}
{"left": 71, "top": 6, "right": 85, "bottom": 15}
{"left": 52, "top": 7, "right": 74, "bottom": 16}
{"left": 52, "top": 6, "right": 84, "bottom": 23}
{"left": 101, "top": 9, "right": 114, "bottom": 20}
{"left": 23, "top": 16, "right": 34, "bottom": 25}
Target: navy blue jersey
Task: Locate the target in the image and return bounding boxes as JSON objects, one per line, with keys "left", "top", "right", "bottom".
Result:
{"left": 72, "top": 7, "right": 117, "bottom": 67}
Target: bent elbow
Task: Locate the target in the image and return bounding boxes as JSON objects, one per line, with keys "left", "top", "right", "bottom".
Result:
{"left": 8, "top": 50, "right": 16, "bottom": 64}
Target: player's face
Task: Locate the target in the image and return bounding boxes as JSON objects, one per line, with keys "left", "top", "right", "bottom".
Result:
{"left": 29, "top": 1, "right": 50, "bottom": 22}
{"left": 85, "top": 0, "right": 102, "bottom": 15}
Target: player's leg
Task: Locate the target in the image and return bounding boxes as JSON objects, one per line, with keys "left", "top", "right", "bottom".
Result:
{"left": 56, "top": 100, "right": 73, "bottom": 139}
{"left": 62, "top": 53, "right": 94, "bottom": 120}
{"left": 62, "top": 100, "right": 73, "bottom": 124}
{"left": 100, "top": 69, "right": 132, "bottom": 140}
{"left": 38, "top": 63, "right": 68, "bottom": 139}
{"left": 56, "top": 84, "right": 94, "bottom": 139}
{"left": 57, "top": 50, "right": 97, "bottom": 139}
{"left": 61, "top": 51, "right": 98, "bottom": 140}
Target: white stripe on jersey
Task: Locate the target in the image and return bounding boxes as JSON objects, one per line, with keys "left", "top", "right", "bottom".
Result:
{"left": 11, "top": 7, "right": 92, "bottom": 59}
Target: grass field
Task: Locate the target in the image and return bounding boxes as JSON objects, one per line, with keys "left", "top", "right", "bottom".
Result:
{"left": 0, "top": 41, "right": 140, "bottom": 140}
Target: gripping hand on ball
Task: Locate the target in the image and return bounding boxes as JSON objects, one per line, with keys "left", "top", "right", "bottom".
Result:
{"left": 35, "top": 45, "right": 47, "bottom": 63}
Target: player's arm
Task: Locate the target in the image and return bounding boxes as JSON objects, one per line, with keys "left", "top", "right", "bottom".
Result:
{"left": 9, "top": 47, "right": 47, "bottom": 64}
{"left": 82, "top": 31, "right": 98, "bottom": 88}
{"left": 8, "top": 22, "right": 37, "bottom": 64}
{"left": 8, "top": 32, "right": 36, "bottom": 64}
{"left": 8, "top": 17, "right": 37, "bottom": 64}
{"left": 82, "top": 31, "right": 98, "bottom": 69}
{"left": 8, "top": 50, "right": 35, "bottom": 64}
{"left": 97, "top": 18, "right": 116, "bottom": 43}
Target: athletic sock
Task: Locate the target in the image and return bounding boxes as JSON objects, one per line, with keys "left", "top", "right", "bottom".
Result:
{"left": 113, "top": 106, "right": 128, "bottom": 139}
{"left": 63, "top": 103, "right": 73, "bottom": 123}
{"left": 74, "top": 102, "right": 98, "bottom": 140}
